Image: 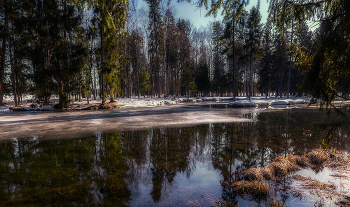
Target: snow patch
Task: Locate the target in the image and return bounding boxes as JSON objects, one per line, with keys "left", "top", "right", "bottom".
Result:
{"left": 229, "top": 96, "right": 310, "bottom": 108}
{"left": 0, "top": 95, "right": 311, "bottom": 112}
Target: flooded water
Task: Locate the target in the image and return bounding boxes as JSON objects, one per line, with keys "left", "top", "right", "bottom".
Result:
{"left": 1, "top": 107, "right": 349, "bottom": 206}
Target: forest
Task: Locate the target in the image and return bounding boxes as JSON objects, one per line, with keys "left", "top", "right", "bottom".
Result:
{"left": 0, "top": 0, "right": 349, "bottom": 109}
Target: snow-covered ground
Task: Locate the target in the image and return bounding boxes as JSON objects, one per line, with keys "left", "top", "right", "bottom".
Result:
{"left": 0, "top": 94, "right": 311, "bottom": 112}
{"left": 0, "top": 94, "right": 312, "bottom": 140}
{"left": 228, "top": 96, "right": 310, "bottom": 107}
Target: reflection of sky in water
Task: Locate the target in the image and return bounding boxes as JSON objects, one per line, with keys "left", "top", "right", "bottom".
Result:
{"left": 129, "top": 163, "right": 223, "bottom": 206}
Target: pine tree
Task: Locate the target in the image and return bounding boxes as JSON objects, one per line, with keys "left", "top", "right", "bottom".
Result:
{"left": 177, "top": 19, "right": 194, "bottom": 96}
{"left": 258, "top": 25, "right": 273, "bottom": 98}
{"left": 95, "top": 0, "right": 128, "bottom": 103}
{"left": 137, "top": 67, "right": 151, "bottom": 98}
{"left": 164, "top": 9, "right": 178, "bottom": 96}
{"left": 212, "top": 21, "right": 225, "bottom": 96}
{"left": 128, "top": 29, "right": 147, "bottom": 97}
{"left": 146, "top": 0, "right": 163, "bottom": 97}
{"left": 196, "top": 55, "right": 210, "bottom": 96}
{"left": 272, "top": 34, "right": 288, "bottom": 98}
{"left": 243, "top": 5, "right": 262, "bottom": 99}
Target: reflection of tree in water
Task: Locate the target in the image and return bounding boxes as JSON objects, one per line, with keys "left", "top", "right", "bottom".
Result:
{"left": 149, "top": 127, "right": 194, "bottom": 202}
{"left": 99, "top": 133, "right": 131, "bottom": 206}
{"left": 0, "top": 133, "right": 131, "bottom": 206}
{"left": 121, "top": 126, "right": 210, "bottom": 203}
{"left": 122, "top": 130, "right": 149, "bottom": 188}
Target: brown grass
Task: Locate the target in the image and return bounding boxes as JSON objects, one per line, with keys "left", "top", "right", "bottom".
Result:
{"left": 243, "top": 168, "right": 263, "bottom": 181}
{"left": 296, "top": 176, "right": 337, "bottom": 190}
{"left": 288, "top": 154, "right": 310, "bottom": 167}
{"left": 268, "top": 156, "right": 301, "bottom": 177}
{"left": 99, "top": 102, "right": 119, "bottom": 109}
{"left": 230, "top": 180, "right": 272, "bottom": 199}
{"left": 240, "top": 150, "right": 349, "bottom": 182}
{"left": 242, "top": 157, "right": 300, "bottom": 182}
{"left": 292, "top": 174, "right": 345, "bottom": 204}
{"left": 221, "top": 149, "right": 350, "bottom": 206}
{"left": 306, "top": 149, "right": 328, "bottom": 165}
{"left": 261, "top": 167, "right": 274, "bottom": 180}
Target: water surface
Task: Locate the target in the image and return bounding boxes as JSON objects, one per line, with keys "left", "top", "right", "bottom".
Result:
{"left": 1, "top": 108, "right": 349, "bottom": 206}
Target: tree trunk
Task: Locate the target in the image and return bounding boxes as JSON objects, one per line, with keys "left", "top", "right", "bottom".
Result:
{"left": 0, "top": 33, "right": 6, "bottom": 106}
{"left": 248, "top": 59, "right": 252, "bottom": 100}
{"left": 287, "top": 21, "right": 294, "bottom": 99}
{"left": 100, "top": 29, "right": 106, "bottom": 104}
{"left": 158, "top": 72, "right": 160, "bottom": 98}
{"left": 79, "top": 84, "right": 81, "bottom": 102}
{"left": 8, "top": 31, "right": 17, "bottom": 106}
{"left": 280, "top": 66, "right": 283, "bottom": 98}
{"left": 59, "top": 80, "right": 64, "bottom": 110}
{"left": 232, "top": 11, "right": 236, "bottom": 101}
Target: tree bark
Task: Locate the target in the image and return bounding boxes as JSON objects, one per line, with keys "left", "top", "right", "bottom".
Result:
{"left": 79, "top": 84, "right": 81, "bottom": 102}
{"left": 287, "top": 21, "right": 294, "bottom": 99}
{"left": 0, "top": 33, "right": 6, "bottom": 106}
{"left": 232, "top": 11, "right": 236, "bottom": 101}
{"left": 8, "top": 29, "right": 17, "bottom": 106}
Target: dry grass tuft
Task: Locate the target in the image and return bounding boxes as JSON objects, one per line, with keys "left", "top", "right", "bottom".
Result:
{"left": 243, "top": 168, "right": 263, "bottom": 181}
{"left": 288, "top": 154, "right": 310, "bottom": 167}
{"left": 99, "top": 102, "right": 119, "bottom": 109}
{"left": 306, "top": 149, "right": 328, "bottom": 165}
{"left": 267, "top": 157, "right": 300, "bottom": 178}
{"left": 242, "top": 157, "right": 302, "bottom": 183}
{"left": 84, "top": 105, "right": 99, "bottom": 110}
{"left": 239, "top": 150, "right": 349, "bottom": 183}
{"left": 231, "top": 180, "right": 272, "bottom": 199}
{"left": 260, "top": 167, "right": 274, "bottom": 180}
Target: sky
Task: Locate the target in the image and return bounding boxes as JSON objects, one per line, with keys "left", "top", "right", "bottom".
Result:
{"left": 137, "top": 0, "right": 270, "bottom": 29}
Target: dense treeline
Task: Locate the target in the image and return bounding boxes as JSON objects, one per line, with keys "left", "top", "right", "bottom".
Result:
{"left": 0, "top": 0, "right": 330, "bottom": 109}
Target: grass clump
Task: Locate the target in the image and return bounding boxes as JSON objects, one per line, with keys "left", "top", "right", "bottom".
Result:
{"left": 306, "top": 149, "right": 328, "bottom": 165}
{"left": 243, "top": 168, "right": 263, "bottom": 181}
{"left": 221, "top": 149, "right": 350, "bottom": 206}
{"left": 242, "top": 156, "right": 300, "bottom": 182}
{"left": 230, "top": 180, "right": 272, "bottom": 201}
{"left": 268, "top": 156, "right": 301, "bottom": 178}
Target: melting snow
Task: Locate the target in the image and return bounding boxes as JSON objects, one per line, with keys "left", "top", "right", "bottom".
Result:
{"left": 0, "top": 94, "right": 311, "bottom": 112}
